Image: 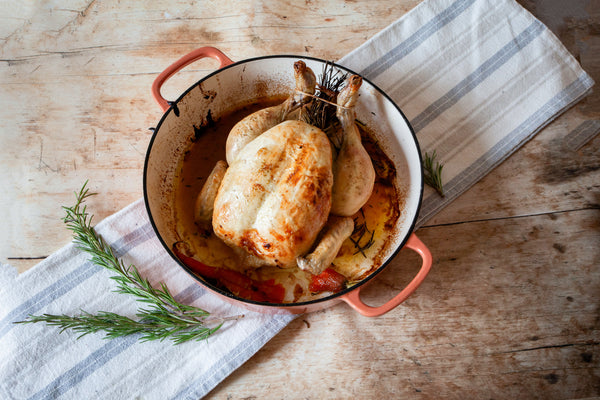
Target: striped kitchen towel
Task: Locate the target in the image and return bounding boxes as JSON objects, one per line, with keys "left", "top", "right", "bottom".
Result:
{"left": 339, "top": 0, "right": 594, "bottom": 226}
{"left": 0, "top": 200, "right": 294, "bottom": 400}
{"left": 0, "top": 0, "right": 593, "bottom": 399}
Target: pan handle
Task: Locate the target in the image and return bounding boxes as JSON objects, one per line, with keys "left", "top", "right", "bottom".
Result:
{"left": 151, "top": 46, "right": 234, "bottom": 112}
{"left": 340, "top": 233, "right": 432, "bottom": 317}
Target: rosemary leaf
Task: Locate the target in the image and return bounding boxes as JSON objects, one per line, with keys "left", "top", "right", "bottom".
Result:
{"left": 423, "top": 150, "right": 445, "bottom": 197}
{"left": 15, "top": 181, "right": 242, "bottom": 344}
{"left": 350, "top": 210, "right": 376, "bottom": 257}
{"left": 302, "top": 61, "right": 347, "bottom": 151}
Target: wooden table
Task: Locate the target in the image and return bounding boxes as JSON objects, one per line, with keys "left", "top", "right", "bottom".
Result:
{"left": 2, "top": 0, "right": 598, "bottom": 398}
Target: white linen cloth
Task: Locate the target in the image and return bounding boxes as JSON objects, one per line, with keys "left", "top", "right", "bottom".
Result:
{"left": 0, "top": 0, "right": 593, "bottom": 398}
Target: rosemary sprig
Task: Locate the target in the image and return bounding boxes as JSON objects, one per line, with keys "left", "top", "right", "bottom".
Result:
{"left": 302, "top": 61, "right": 347, "bottom": 151}
{"left": 16, "top": 182, "right": 241, "bottom": 344}
{"left": 423, "top": 150, "right": 445, "bottom": 197}
{"left": 350, "top": 209, "right": 375, "bottom": 257}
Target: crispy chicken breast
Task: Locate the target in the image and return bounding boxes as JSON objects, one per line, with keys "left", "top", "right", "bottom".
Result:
{"left": 212, "top": 120, "right": 333, "bottom": 269}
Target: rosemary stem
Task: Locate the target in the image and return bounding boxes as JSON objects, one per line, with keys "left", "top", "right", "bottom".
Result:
{"left": 15, "top": 181, "right": 239, "bottom": 344}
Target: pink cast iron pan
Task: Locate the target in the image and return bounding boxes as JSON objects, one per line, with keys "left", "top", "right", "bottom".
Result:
{"left": 144, "top": 47, "right": 432, "bottom": 316}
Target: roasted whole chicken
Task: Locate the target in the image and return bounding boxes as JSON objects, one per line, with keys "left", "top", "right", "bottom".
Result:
{"left": 194, "top": 61, "right": 376, "bottom": 276}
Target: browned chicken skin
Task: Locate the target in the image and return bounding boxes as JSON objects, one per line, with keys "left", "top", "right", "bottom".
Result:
{"left": 195, "top": 64, "right": 375, "bottom": 275}
{"left": 297, "top": 75, "right": 376, "bottom": 274}
{"left": 214, "top": 120, "right": 332, "bottom": 268}
{"left": 330, "top": 75, "right": 376, "bottom": 217}
{"left": 225, "top": 61, "right": 317, "bottom": 165}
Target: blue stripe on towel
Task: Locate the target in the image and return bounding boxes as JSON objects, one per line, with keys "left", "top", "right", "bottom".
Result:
{"left": 446, "top": 73, "right": 594, "bottom": 193}
{"left": 2, "top": 217, "right": 211, "bottom": 399}
{"left": 172, "top": 315, "right": 294, "bottom": 400}
{"left": 410, "top": 19, "right": 545, "bottom": 133}
{"left": 174, "top": 282, "right": 207, "bottom": 304}
{"left": 360, "top": 0, "right": 477, "bottom": 79}
{"left": 28, "top": 335, "right": 140, "bottom": 400}
{"left": 27, "top": 283, "right": 208, "bottom": 400}
{"left": 417, "top": 73, "right": 594, "bottom": 226}
{"left": 0, "top": 222, "right": 154, "bottom": 340}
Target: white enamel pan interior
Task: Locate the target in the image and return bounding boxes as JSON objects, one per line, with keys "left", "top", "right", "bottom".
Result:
{"left": 144, "top": 49, "right": 431, "bottom": 316}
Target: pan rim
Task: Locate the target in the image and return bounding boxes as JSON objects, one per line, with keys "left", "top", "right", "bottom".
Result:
{"left": 143, "top": 54, "right": 424, "bottom": 308}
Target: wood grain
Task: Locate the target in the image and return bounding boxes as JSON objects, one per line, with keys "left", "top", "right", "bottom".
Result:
{"left": 209, "top": 208, "right": 600, "bottom": 399}
{"left": 1, "top": 0, "right": 598, "bottom": 398}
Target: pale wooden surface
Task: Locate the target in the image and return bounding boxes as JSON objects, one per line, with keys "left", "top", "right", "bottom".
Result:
{"left": 1, "top": 0, "right": 599, "bottom": 398}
